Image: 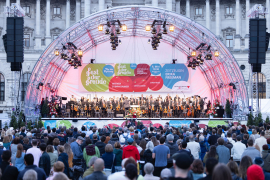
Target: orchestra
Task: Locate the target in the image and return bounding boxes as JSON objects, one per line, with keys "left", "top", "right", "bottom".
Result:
{"left": 65, "top": 94, "right": 208, "bottom": 118}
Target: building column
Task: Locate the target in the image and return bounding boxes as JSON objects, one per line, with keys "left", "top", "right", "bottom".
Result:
{"left": 6, "top": 0, "right": 10, "bottom": 6}
{"left": 245, "top": 0, "right": 250, "bottom": 49}
{"left": 16, "top": 0, "right": 20, "bottom": 5}
{"left": 186, "top": 0, "right": 190, "bottom": 18}
{"left": 152, "top": 0, "right": 158, "bottom": 7}
{"left": 176, "top": 0, "right": 180, "bottom": 14}
{"left": 216, "top": 0, "right": 220, "bottom": 37}
{"left": 206, "top": 0, "right": 210, "bottom": 29}
{"left": 266, "top": 0, "right": 270, "bottom": 49}
{"left": 35, "top": 0, "right": 41, "bottom": 49}
{"left": 66, "top": 0, "right": 70, "bottom": 29}
{"left": 234, "top": 0, "right": 241, "bottom": 50}
{"left": 76, "top": 0, "right": 80, "bottom": 22}
{"left": 45, "top": 0, "right": 51, "bottom": 46}
{"left": 166, "top": 0, "right": 172, "bottom": 11}
{"left": 99, "top": 0, "right": 105, "bottom": 11}
{"left": 85, "top": 0, "right": 90, "bottom": 17}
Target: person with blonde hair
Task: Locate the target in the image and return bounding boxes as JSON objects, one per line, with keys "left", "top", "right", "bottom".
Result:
{"left": 3, "top": 136, "right": 10, "bottom": 150}
{"left": 46, "top": 161, "right": 65, "bottom": 180}
{"left": 63, "top": 143, "right": 73, "bottom": 167}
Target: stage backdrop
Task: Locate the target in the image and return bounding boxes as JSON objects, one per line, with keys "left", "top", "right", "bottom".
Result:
{"left": 80, "top": 63, "right": 190, "bottom": 92}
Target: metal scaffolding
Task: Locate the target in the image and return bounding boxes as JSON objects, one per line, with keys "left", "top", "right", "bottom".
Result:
{"left": 24, "top": 5, "right": 248, "bottom": 120}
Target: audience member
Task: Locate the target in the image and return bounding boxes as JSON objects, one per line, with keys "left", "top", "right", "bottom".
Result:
{"left": 1, "top": 150, "right": 19, "bottom": 180}
{"left": 212, "top": 164, "right": 232, "bottom": 180}
{"left": 83, "top": 158, "right": 107, "bottom": 180}
{"left": 26, "top": 139, "right": 42, "bottom": 167}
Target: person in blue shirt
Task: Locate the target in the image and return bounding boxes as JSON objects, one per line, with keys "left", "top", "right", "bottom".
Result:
{"left": 70, "top": 136, "right": 84, "bottom": 169}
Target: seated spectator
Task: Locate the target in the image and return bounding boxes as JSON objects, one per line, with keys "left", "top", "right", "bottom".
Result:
{"left": 212, "top": 164, "right": 232, "bottom": 180}
{"left": 246, "top": 165, "right": 265, "bottom": 180}
{"left": 46, "top": 145, "right": 58, "bottom": 168}
{"left": 144, "top": 163, "right": 159, "bottom": 180}
{"left": 83, "top": 138, "right": 100, "bottom": 167}
{"left": 46, "top": 161, "right": 65, "bottom": 180}
{"left": 239, "top": 156, "right": 252, "bottom": 180}
{"left": 22, "top": 169, "right": 37, "bottom": 180}
{"left": 1, "top": 150, "right": 19, "bottom": 180}
{"left": 198, "top": 157, "right": 218, "bottom": 180}
{"left": 83, "top": 158, "right": 107, "bottom": 180}
{"left": 191, "top": 159, "right": 205, "bottom": 180}
{"left": 203, "top": 146, "right": 218, "bottom": 164}
{"left": 227, "top": 161, "right": 240, "bottom": 180}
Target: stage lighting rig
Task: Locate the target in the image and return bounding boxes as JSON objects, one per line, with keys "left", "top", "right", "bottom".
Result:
{"left": 91, "top": 59, "right": 95, "bottom": 64}
{"left": 172, "top": 59, "right": 177, "bottom": 64}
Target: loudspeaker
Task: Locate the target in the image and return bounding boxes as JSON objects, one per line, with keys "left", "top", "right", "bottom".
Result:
{"left": 72, "top": 119, "right": 78, "bottom": 122}
{"left": 62, "top": 97, "right": 67, "bottom": 100}
{"left": 10, "top": 62, "right": 22, "bottom": 71}
{"left": 252, "top": 63, "right": 261, "bottom": 72}
{"left": 116, "top": 114, "right": 123, "bottom": 118}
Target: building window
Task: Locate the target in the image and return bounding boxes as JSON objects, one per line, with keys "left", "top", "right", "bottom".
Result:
{"left": 226, "top": 7, "right": 233, "bottom": 14}
{"left": 53, "top": 7, "right": 61, "bottom": 15}
{"left": 0, "top": 73, "right": 4, "bottom": 101}
{"left": 253, "top": 73, "right": 266, "bottom": 99}
{"left": 23, "top": 6, "right": 30, "bottom": 14}
{"left": 24, "top": 34, "right": 30, "bottom": 47}
{"left": 226, "top": 35, "right": 234, "bottom": 48}
{"left": 195, "top": 8, "right": 202, "bottom": 15}
{"left": 21, "top": 73, "right": 31, "bottom": 101}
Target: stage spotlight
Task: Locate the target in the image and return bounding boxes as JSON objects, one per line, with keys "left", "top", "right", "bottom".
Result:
{"left": 153, "top": 46, "right": 157, "bottom": 50}
{"left": 121, "top": 24, "right": 127, "bottom": 31}
{"left": 172, "top": 59, "right": 177, "bottom": 64}
{"left": 116, "top": 28, "right": 121, "bottom": 34}
{"left": 78, "top": 49, "right": 83, "bottom": 57}
{"left": 98, "top": 24, "right": 103, "bottom": 31}
{"left": 60, "top": 53, "right": 65, "bottom": 59}
{"left": 105, "top": 28, "right": 110, "bottom": 34}
{"left": 71, "top": 53, "right": 76, "bottom": 59}
{"left": 91, "top": 59, "right": 95, "bottom": 63}
{"left": 68, "top": 60, "right": 72, "bottom": 64}
{"left": 196, "top": 60, "right": 200, "bottom": 66}
{"left": 54, "top": 49, "right": 59, "bottom": 56}
{"left": 191, "top": 50, "right": 196, "bottom": 57}
{"left": 119, "top": 40, "right": 122, "bottom": 44}
{"left": 152, "top": 27, "right": 157, "bottom": 34}
{"left": 74, "top": 65, "right": 78, "bottom": 69}
{"left": 148, "top": 39, "right": 151, "bottom": 44}
{"left": 110, "top": 33, "right": 114, "bottom": 38}
{"left": 112, "top": 46, "right": 116, "bottom": 50}
{"left": 187, "top": 62, "right": 192, "bottom": 67}
{"left": 197, "top": 54, "right": 202, "bottom": 60}
{"left": 214, "top": 50, "right": 219, "bottom": 57}
{"left": 169, "top": 25, "right": 175, "bottom": 32}
{"left": 157, "top": 33, "right": 162, "bottom": 39}
{"left": 145, "top": 25, "right": 151, "bottom": 31}
{"left": 199, "top": 59, "right": 204, "bottom": 64}
{"left": 207, "top": 45, "right": 211, "bottom": 51}
{"left": 205, "top": 54, "right": 212, "bottom": 60}
{"left": 163, "top": 28, "right": 167, "bottom": 34}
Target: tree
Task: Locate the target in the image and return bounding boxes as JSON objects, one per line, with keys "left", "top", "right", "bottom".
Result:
{"left": 9, "top": 112, "right": 18, "bottom": 129}
{"left": 17, "top": 112, "right": 25, "bottom": 129}
{"left": 266, "top": 116, "right": 270, "bottom": 124}
{"left": 27, "top": 121, "right": 32, "bottom": 130}
{"left": 247, "top": 112, "right": 254, "bottom": 126}
{"left": 225, "top": 99, "right": 232, "bottom": 118}
{"left": 255, "top": 112, "right": 263, "bottom": 126}
{"left": 37, "top": 116, "right": 44, "bottom": 129}
{"left": 4, "top": 122, "right": 8, "bottom": 129}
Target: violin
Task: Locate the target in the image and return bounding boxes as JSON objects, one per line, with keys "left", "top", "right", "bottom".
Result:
{"left": 187, "top": 107, "right": 191, "bottom": 117}
{"left": 89, "top": 106, "right": 91, "bottom": 111}
{"left": 71, "top": 104, "right": 74, "bottom": 111}
{"left": 96, "top": 106, "right": 99, "bottom": 111}
{"left": 74, "top": 105, "right": 78, "bottom": 112}
{"left": 116, "top": 104, "right": 120, "bottom": 111}
{"left": 198, "top": 104, "right": 201, "bottom": 111}
{"left": 84, "top": 105, "right": 87, "bottom": 111}
{"left": 164, "top": 107, "right": 167, "bottom": 114}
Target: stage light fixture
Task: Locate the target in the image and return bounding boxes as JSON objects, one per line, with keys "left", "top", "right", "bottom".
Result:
{"left": 197, "top": 54, "right": 202, "bottom": 60}
{"left": 116, "top": 28, "right": 121, "bottom": 34}
{"left": 105, "top": 28, "right": 110, "bottom": 34}
{"left": 205, "top": 54, "right": 212, "bottom": 60}
{"left": 191, "top": 50, "right": 196, "bottom": 57}
{"left": 71, "top": 53, "right": 76, "bottom": 59}
{"left": 91, "top": 59, "right": 95, "bottom": 63}
{"left": 187, "top": 62, "right": 192, "bottom": 67}
{"left": 207, "top": 45, "right": 211, "bottom": 51}
{"left": 152, "top": 28, "right": 157, "bottom": 34}
{"left": 121, "top": 24, "right": 127, "bottom": 31}
{"left": 157, "top": 33, "right": 162, "bottom": 39}
{"left": 214, "top": 50, "right": 219, "bottom": 57}
{"left": 172, "top": 59, "right": 177, "bottom": 64}
{"left": 145, "top": 25, "right": 151, "bottom": 31}
{"left": 119, "top": 40, "right": 122, "bottom": 44}
{"left": 148, "top": 39, "right": 151, "bottom": 44}
{"left": 169, "top": 25, "right": 175, "bottom": 32}
{"left": 196, "top": 60, "right": 200, "bottom": 66}
{"left": 153, "top": 46, "right": 157, "bottom": 50}
{"left": 110, "top": 33, "right": 114, "bottom": 38}
{"left": 60, "top": 53, "right": 65, "bottom": 59}
{"left": 200, "top": 59, "right": 204, "bottom": 64}
{"left": 54, "top": 49, "right": 59, "bottom": 56}
{"left": 98, "top": 24, "right": 103, "bottom": 31}
{"left": 78, "top": 49, "right": 83, "bottom": 57}
{"left": 163, "top": 28, "right": 167, "bottom": 34}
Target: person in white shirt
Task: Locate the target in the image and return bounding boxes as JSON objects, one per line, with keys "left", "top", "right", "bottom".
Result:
{"left": 26, "top": 139, "right": 42, "bottom": 167}
{"left": 254, "top": 131, "right": 267, "bottom": 153}
{"left": 187, "top": 135, "right": 200, "bottom": 159}
{"left": 231, "top": 135, "right": 246, "bottom": 164}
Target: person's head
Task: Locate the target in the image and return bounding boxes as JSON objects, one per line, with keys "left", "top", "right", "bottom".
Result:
{"left": 88, "top": 156, "right": 98, "bottom": 167}
{"left": 52, "top": 172, "right": 69, "bottom": 180}
{"left": 173, "top": 153, "right": 193, "bottom": 178}
{"left": 247, "top": 139, "right": 254, "bottom": 147}
{"left": 24, "top": 154, "right": 34, "bottom": 166}
{"left": 39, "top": 143, "right": 47, "bottom": 152}
{"left": 105, "top": 144, "right": 113, "bottom": 153}
{"left": 208, "top": 145, "right": 217, "bottom": 158}
{"left": 76, "top": 136, "right": 84, "bottom": 145}
{"left": 23, "top": 137, "right": 29, "bottom": 145}
{"left": 199, "top": 135, "right": 205, "bottom": 142}
{"left": 167, "top": 134, "right": 174, "bottom": 142}
{"left": 124, "top": 157, "right": 137, "bottom": 169}
{"left": 217, "top": 138, "right": 224, "bottom": 145}
{"left": 114, "top": 141, "right": 121, "bottom": 149}
{"left": 125, "top": 164, "right": 137, "bottom": 180}
{"left": 127, "top": 138, "right": 134, "bottom": 145}
{"left": 159, "top": 136, "right": 165, "bottom": 144}
{"left": 53, "top": 161, "right": 65, "bottom": 172}
{"left": 263, "top": 144, "right": 269, "bottom": 151}
{"left": 2, "top": 150, "right": 11, "bottom": 162}
{"left": 85, "top": 138, "right": 92, "bottom": 146}
{"left": 144, "top": 163, "right": 154, "bottom": 175}
{"left": 160, "top": 168, "right": 172, "bottom": 180}
{"left": 212, "top": 164, "right": 232, "bottom": 180}
{"left": 93, "top": 158, "right": 104, "bottom": 172}
{"left": 212, "top": 129, "right": 216, "bottom": 135}
{"left": 239, "top": 156, "right": 253, "bottom": 179}
{"left": 3, "top": 136, "right": 10, "bottom": 143}
{"left": 100, "top": 135, "right": 106, "bottom": 142}
{"left": 227, "top": 161, "right": 239, "bottom": 175}
{"left": 46, "top": 145, "right": 54, "bottom": 153}
{"left": 246, "top": 165, "right": 265, "bottom": 180}
{"left": 13, "top": 137, "right": 20, "bottom": 144}
{"left": 205, "top": 157, "right": 218, "bottom": 175}
{"left": 31, "top": 139, "right": 38, "bottom": 147}
{"left": 191, "top": 159, "right": 204, "bottom": 174}
{"left": 22, "top": 169, "right": 37, "bottom": 180}
{"left": 58, "top": 145, "right": 64, "bottom": 154}
{"left": 146, "top": 141, "right": 154, "bottom": 152}
{"left": 260, "top": 131, "right": 265, "bottom": 137}
{"left": 64, "top": 143, "right": 72, "bottom": 156}
{"left": 236, "top": 135, "right": 241, "bottom": 141}
{"left": 16, "top": 144, "right": 24, "bottom": 158}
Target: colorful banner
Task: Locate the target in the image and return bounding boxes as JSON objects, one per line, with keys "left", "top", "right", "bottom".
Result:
{"left": 80, "top": 63, "right": 190, "bottom": 92}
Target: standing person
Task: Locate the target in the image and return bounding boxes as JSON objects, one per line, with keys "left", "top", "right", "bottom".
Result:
{"left": 39, "top": 143, "right": 51, "bottom": 176}
{"left": 3, "top": 136, "right": 11, "bottom": 150}
{"left": 187, "top": 135, "right": 200, "bottom": 160}
{"left": 152, "top": 137, "right": 170, "bottom": 177}
{"left": 0, "top": 151, "right": 19, "bottom": 180}
{"left": 208, "top": 129, "right": 218, "bottom": 146}
{"left": 212, "top": 164, "right": 232, "bottom": 180}
{"left": 227, "top": 161, "right": 240, "bottom": 180}
{"left": 15, "top": 144, "right": 26, "bottom": 171}
{"left": 197, "top": 158, "right": 218, "bottom": 180}
{"left": 46, "top": 145, "right": 58, "bottom": 168}
{"left": 57, "top": 146, "right": 69, "bottom": 178}
{"left": 241, "top": 139, "right": 261, "bottom": 160}
{"left": 95, "top": 136, "right": 107, "bottom": 156}
{"left": 101, "top": 144, "right": 115, "bottom": 176}
{"left": 83, "top": 158, "right": 107, "bottom": 180}
{"left": 169, "top": 153, "right": 193, "bottom": 180}
{"left": 64, "top": 143, "right": 74, "bottom": 168}
{"left": 216, "top": 138, "right": 230, "bottom": 164}
{"left": 10, "top": 137, "right": 20, "bottom": 165}
{"left": 26, "top": 139, "right": 42, "bottom": 167}
{"left": 46, "top": 161, "right": 65, "bottom": 180}
{"left": 191, "top": 159, "right": 205, "bottom": 180}
{"left": 165, "top": 134, "right": 178, "bottom": 168}
{"left": 203, "top": 146, "right": 218, "bottom": 164}
{"left": 83, "top": 138, "right": 100, "bottom": 167}
{"left": 239, "top": 156, "right": 253, "bottom": 180}
{"left": 70, "top": 136, "right": 84, "bottom": 165}
{"left": 231, "top": 136, "right": 246, "bottom": 164}
{"left": 113, "top": 142, "right": 123, "bottom": 172}
{"left": 254, "top": 131, "right": 267, "bottom": 153}
{"left": 144, "top": 141, "right": 154, "bottom": 164}
{"left": 122, "top": 138, "right": 140, "bottom": 162}
{"left": 17, "top": 154, "right": 47, "bottom": 180}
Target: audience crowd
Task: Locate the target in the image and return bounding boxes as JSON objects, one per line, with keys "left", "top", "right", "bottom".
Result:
{"left": 0, "top": 121, "right": 269, "bottom": 180}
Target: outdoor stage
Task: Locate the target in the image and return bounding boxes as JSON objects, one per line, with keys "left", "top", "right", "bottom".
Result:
{"left": 41, "top": 117, "right": 246, "bottom": 130}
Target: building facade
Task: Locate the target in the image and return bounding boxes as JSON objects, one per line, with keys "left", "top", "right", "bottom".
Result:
{"left": 0, "top": 0, "right": 268, "bottom": 116}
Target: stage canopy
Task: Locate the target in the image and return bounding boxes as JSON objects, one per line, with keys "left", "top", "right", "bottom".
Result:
{"left": 24, "top": 5, "right": 248, "bottom": 118}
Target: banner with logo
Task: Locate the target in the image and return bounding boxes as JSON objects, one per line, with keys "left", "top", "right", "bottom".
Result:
{"left": 80, "top": 63, "right": 190, "bottom": 92}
